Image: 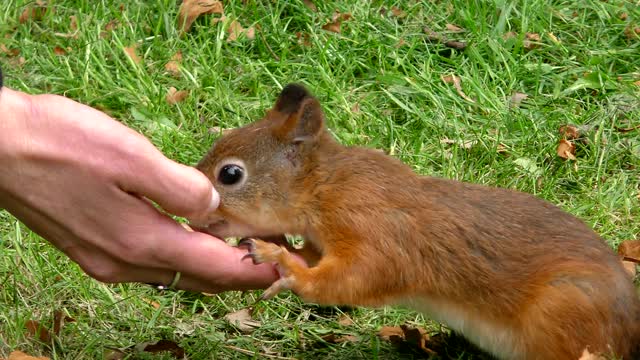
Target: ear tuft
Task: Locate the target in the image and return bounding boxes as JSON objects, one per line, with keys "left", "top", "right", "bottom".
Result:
{"left": 274, "top": 83, "right": 311, "bottom": 114}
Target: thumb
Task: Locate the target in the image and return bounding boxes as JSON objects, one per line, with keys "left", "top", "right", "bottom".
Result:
{"left": 123, "top": 146, "right": 219, "bottom": 218}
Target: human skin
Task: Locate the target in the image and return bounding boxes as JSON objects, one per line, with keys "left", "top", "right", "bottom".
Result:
{"left": 0, "top": 85, "right": 281, "bottom": 293}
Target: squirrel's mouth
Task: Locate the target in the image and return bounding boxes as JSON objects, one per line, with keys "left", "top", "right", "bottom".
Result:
{"left": 189, "top": 219, "right": 229, "bottom": 239}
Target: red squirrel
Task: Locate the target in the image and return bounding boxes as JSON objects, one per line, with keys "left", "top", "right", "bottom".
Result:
{"left": 191, "top": 84, "right": 640, "bottom": 359}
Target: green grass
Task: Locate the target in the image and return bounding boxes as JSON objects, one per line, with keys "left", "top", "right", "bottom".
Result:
{"left": 1, "top": 0, "right": 639, "bottom": 359}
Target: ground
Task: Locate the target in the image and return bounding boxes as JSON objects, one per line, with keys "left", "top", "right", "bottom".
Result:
{"left": 0, "top": 0, "right": 639, "bottom": 359}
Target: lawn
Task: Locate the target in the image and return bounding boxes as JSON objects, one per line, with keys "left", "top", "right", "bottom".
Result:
{"left": 1, "top": 0, "right": 639, "bottom": 359}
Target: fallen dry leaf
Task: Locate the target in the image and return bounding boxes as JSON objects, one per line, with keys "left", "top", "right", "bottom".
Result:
{"left": 103, "top": 349, "right": 126, "bottom": 360}
{"left": 134, "top": 340, "right": 185, "bottom": 359}
{"left": 510, "top": 92, "right": 528, "bottom": 108}
{"left": 245, "top": 26, "right": 255, "bottom": 40}
{"left": 615, "top": 123, "right": 640, "bottom": 133}
{"left": 25, "top": 320, "right": 51, "bottom": 343}
{"left": 350, "top": 103, "right": 360, "bottom": 114}
{"left": 377, "top": 326, "right": 404, "bottom": 341}
{"left": 524, "top": 32, "right": 541, "bottom": 50}
{"left": 424, "top": 27, "right": 467, "bottom": 50}
{"left": 618, "top": 240, "right": 640, "bottom": 263}
{"left": 69, "top": 15, "right": 78, "bottom": 31}
{"left": 166, "top": 87, "right": 189, "bottom": 105}
{"left": 296, "top": 32, "right": 312, "bottom": 47}
{"left": 224, "top": 308, "right": 261, "bottom": 334}
{"left": 390, "top": 6, "right": 406, "bottom": 18}
{"left": 0, "top": 44, "right": 20, "bottom": 57}
{"left": 226, "top": 20, "right": 254, "bottom": 42}
{"left": 624, "top": 25, "right": 640, "bottom": 40}
{"left": 164, "top": 51, "right": 182, "bottom": 77}
{"left": 556, "top": 139, "right": 576, "bottom": 160}
{"left": 441, "top": 74, "right": 475, "bottom": 103}
{"left": 445, "top": 23, "right": 464, "bottom": 32}
{"left": 559, "top": 125, "right": 580, "bottom": 140}
{"left": 338, "top": 314, "right": 354, "bottom": 326}
{"left": 378, "top": 324, "right": 431, "bottom": 354}
{"left": 177, "top": 0, "right": 223, "bottom": 33}
{"left": 53, "top": 46, "right": 67, "bottom": 56}
{"left": 440, "top": 138, "right": 476, "bottom": 149}
{"left": 302, "top": 0, "right": 317, "bottom": 12}
{"left": 123, "top": 44, "right": 142, "bottom": 65}
{"left": 620, "top": 13, "right": 628, "bottom": 21}
{"left": 321, "top": 333, "right": 358, "bottom": 344}
{"left": 502, "top": 31, "right": 518, "bottom": 40}
{"left": 19, "top": 0, "right": 47, "bottom": 24}
{"left": 5, "top": 351, "right": 50, "bottom": 360}
{"left": 322, "top": 12, "right": 352, "bottom": 34}
{"left": 52, "top": 310, "right": 74, "bottom": 336}
{"left": 142, "top": 297, "right": 161, "bottom": 309}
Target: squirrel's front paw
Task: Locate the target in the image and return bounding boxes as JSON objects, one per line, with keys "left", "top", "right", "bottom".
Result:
{"left": 238, "top": 237, "right": 285, "bottom": 265}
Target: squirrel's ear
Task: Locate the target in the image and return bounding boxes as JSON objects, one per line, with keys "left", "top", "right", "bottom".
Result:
{"left": 273, "top": 84, "right": 324, "bottom": 143}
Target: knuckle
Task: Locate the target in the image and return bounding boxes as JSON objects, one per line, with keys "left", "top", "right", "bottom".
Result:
{"left": 84, "top": 263, "right": 122, "bottom": 283}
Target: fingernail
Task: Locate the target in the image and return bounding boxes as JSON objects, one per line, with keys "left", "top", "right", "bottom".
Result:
{"left": 208, "top": 188, "right": 220, "bottom": 212}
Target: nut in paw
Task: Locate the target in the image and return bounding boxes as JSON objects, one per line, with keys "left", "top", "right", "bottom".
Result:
{"left": 238, "top": 237, "right": 285, "bottom": 265}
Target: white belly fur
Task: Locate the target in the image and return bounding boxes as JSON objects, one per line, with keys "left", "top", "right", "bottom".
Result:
{"left": 398, "top": 297, "right": 524, "bottom": 360}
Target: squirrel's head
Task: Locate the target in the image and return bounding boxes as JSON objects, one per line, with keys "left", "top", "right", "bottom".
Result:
{"left": 190, "top": 83, "right": 328, "bottom": 239}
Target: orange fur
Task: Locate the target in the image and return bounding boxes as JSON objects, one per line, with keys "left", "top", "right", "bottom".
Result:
{"left": 192, "top": 84, "right": 640, "bottom": 360}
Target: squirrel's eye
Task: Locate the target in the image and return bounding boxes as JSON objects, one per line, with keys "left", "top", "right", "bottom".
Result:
{"left": 218, "top": 164, "right": 245, "bottom": 185}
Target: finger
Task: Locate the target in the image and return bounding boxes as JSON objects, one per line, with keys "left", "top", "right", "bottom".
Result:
{"left": 120, "top": 145, "right": 219, "bottom": 218}
{"left": 148, "top": 222, "right": 281, "bottom": 290}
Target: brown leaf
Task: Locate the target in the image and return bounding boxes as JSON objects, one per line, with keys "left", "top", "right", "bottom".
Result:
{"left": 52, "top": 310, "right": 72, "bottom": 335}
{"left": 25, "top": 320, "right": 52, "bottom": 343}
{"left": 502, "top": 31, "right": 518, "bottom": 40}
{"left": 245, "top": 26, "right": 255, "bottom": 40}
{"left": 164, "top": 51, "right": 182, "bottom": 77}
{"left": 177, "top": 0, "right": 223, "bottom": 33}
{"left": 227, "top": 20, "right": 253, "bottom": 42}
{"left": 618, "top": 240, "right": 640, "bottom": 262}
{"left": 103, "top": 349, "right": 126, "bottom": 360}
{"left": 524, "top": 32, "right": 541, "bottom": 50}
{"left": 338, "top": 314, "right": 354, "bottom": 326}
{"left": 401, "top": 324, "right": 430, "bottom": 353}
{"left": 445, "top": 23, "right": 464, "bottom": 32}
{"left": 322, "top": 12, "right": 351, "bottom": 34}
{"left": 19, "top": 1, "right": 48, "bottom": 24}
{"left": 142, "top": 297, "right": 161, "bottom": 309}
{"left": 350, "top": 103, "right": 360, "bottom": 114}
{"left": 559, "top": 125, "right": 580, "bottom": 140}
{"left": 302, "top": 0, "right": 317, "bottom": 12}
{"left": 321, "top": 333, "right": 358, "bottom": 344}
{"left": 296, "top": 32, "right": 312, "bottom": 47}
{"left": 615, "top": 123, "right": 640, "bottom": 133}
{"left": 69, "top": 15, "right": 78, "bottom": 31}
{"left": 624, "top": 25, "right": 640, "bottom": 40}
{"left": 322, "top": 20, "right": 342, "bottom": 33}
{"left": 6, "top": 351, "right": 50, "bottom": 360}
{"left": 510, "top": 92, "right": 528, "bottom": 108}
{"left": 440, "top": 138, "right": 476, "bottom": 149}
{"left": 390, "top": 6, "right": 406, "bottom": 18}
{"left": 556, "top": 139, "right": 576, "bottom": 160}
{"left": 224, "top": 308, "right": 261, "bottom": 334}
{"left": 377, "top": 326, "right": 404, "bottom": 341}
{"left": 53, "top": 46, "right": 67, "bottom": 56}
{"left": 134, "top": 340, "right": 185, "bottom": 358}
{"left": 123, "top": 44, "right": 142, "bottom": 65}
{"left": 441, "top": 74, "right": 475, "bottom": 103}
{"left": 0, "top": 44, "right": 20, "bottom": 57}
{"left": 620, "top": 13, "right": 628, "bottom": 21}
{"left": 166, "top": 87, "right": 189, "bottom": 105}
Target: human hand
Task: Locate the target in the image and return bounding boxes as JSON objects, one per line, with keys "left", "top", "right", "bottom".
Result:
{"left": 0, "top": 87, "right": 280, "bottom": 292}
